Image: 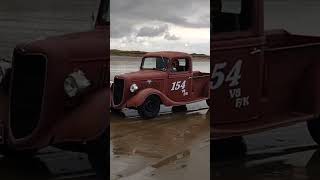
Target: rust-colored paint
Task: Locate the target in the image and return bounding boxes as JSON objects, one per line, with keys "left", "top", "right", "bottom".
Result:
{"left": 212, "top": 0, "right": 320, "bottom": 140}
{"left": 111, "top": 51, "right": 209, "bottom": 110}
{"left": 0, "top": 0, "right": 109, "bottom": 150}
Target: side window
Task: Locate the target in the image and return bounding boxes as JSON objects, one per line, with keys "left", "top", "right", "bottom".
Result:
{"left": 172, "top": 58, "right": 189, "bottom": 72}
{"left": 212, "top": 0, "right": 252, "bottom": 33}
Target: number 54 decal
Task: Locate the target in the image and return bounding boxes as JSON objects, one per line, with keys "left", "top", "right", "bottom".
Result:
{"left": 211, "top": 60, "right": 242, "bottom": 90}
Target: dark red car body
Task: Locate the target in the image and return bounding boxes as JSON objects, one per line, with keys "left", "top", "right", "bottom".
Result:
{"left": 111, "top": 51, "right": 209, "bottom": 115}
{"left": 212, "top": 0, "right": 320, "bottom": 141}
{"left": 0, "top": 0, "right": 109, "bottom": 151}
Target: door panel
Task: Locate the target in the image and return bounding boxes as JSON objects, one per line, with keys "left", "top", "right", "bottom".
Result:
{"left": 168, "top": 72, "right": 192, "bottom": 102}
{"left": 212, "top": 38, "right": 263, "bottom": 124}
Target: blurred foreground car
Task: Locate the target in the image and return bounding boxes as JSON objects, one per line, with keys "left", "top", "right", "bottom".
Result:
{"left": 0, "top": 0, "right": 109, "bottom": 173}
{"left": 212, "top": 0, "right": 320, "bottom": 145}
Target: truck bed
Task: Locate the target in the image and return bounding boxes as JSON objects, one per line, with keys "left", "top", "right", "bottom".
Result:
{"left": 265, "top": 29, "right": 320, "bottom": 50}
{"left": 192, "top": 71, "right": 210, "bottom": 99}
{"left": 264, "top": 30, "right": 320, "bottom": 114}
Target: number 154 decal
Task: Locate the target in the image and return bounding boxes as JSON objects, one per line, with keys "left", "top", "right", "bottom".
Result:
{"left": 211, "top": 60, "right": 243, "bottom": 90}
{"left": 171, "top": 80, "right": 188, "bottom": 96}
{"left": 171, "top": 80, "right": 186, "bottom": 91}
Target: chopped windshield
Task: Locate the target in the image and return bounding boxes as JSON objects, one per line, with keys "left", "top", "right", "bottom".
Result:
{"left": 141, "top": 57, "right": 167, "bottom": 71}
{"left": 97, "top": 0, "right": 109, "bottom": 25}
{"left": 212, "top": 0, "right": 252, "bottom": 33}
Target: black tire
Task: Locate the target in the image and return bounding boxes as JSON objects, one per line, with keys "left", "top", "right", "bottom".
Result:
{"left": 110, "top": 107, "right": 121, "bottom": 114}
{"left": 206, "top": 99, "right": 210, "bottom": 107}
{"left": 0, "top": 145, "right": 37, "bottom": 158}
{"left": 172, "top": 105, "right": 187, "bottom": 112}
{"left": 86, "top": 130, "right": 108, "bottom": 180}
{"left": 307, "top": 119, "right": 320, "bottom": 145}
{"left": 137, "top": 95, "right": 161, "bottom": 119}
{"left": 212, "top": 136, "right": 247, "bottom": 161}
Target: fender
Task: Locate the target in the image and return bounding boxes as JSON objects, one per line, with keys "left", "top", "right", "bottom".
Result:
{"left": 53, "top": 88, "right": 109, "bottom": 144}
{"left": 126, "top": 88, "right": 190, "bottom": 108}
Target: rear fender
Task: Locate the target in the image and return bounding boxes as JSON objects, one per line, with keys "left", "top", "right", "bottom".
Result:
{"left": 297, "top": 63, "right": 320, "bottom": 114}
{"left": 126, "top": 88, "right": 177, "bottom": 107}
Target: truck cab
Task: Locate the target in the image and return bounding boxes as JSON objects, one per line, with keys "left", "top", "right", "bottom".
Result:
{"left": 212, "top": 0, "right": 320, "bottom": 145}
{"left": 111, "top": 51, "right": 210, "bottom": 119}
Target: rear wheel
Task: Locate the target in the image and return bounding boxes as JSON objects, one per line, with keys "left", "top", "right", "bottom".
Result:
{"left": 110, "top": 107, "right": 121, "bottom": 114}
{"left": 206, "top": 99, "right": 210, "bottom": 107}
{"left": 212, "top": 136, "right": 247, "bottom": 161}
{"left": 137, "top": 95, "right": 160, "bottom": 119}
{"left": 307, "top": 118, "right": 320, "bottom": 145}
{"left": 172, "top": 105, "right": 187, "bottom": 112}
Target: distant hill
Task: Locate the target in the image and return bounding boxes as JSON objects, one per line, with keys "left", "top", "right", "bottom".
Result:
{"left": 111, "top": 49, "right": 210, "bottom": 59}
{"left": 110, "top": 49, "right": 147, "bottom": 57}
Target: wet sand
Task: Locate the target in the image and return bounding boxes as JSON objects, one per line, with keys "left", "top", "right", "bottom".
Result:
{"left": 0, "top": 147, "right": 95, "bottom": 180}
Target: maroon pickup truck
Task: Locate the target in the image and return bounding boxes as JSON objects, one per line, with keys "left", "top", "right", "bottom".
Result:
{"left": 111, "top": 51, "right": 210, "bottom": 119}
{"left": 0, "top": 0, "right": 109, "bottom": 168}
{"left": 212, "top": 0, "right": 320, "bottom": 145}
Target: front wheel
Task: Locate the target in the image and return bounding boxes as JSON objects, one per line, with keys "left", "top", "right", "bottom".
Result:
{"left": 86, "top": 130, "right": 108, "bottom": 180}
{"left": 307, "top": 119, "right": 320, "bottom": 145}
{"left": 137, "top": 95, "right": 161, "bottom": 119}
{"left": 0, "top": 145, "right": 37, "bottom": 158}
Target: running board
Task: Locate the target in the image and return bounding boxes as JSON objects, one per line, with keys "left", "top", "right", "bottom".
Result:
{"left": 212, "top": 112, "right": 317, "bottom": 140}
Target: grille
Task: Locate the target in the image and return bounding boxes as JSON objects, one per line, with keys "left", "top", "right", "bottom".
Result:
{"left": 113, "top": 78, "right": 124, "bottom": 105}
{"left": 10, "top": 54, "right": 47, "bottom": 139}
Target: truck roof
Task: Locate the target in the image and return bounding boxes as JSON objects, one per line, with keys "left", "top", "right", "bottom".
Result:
{"left": 143, "top": 51, "right": 192, "bottom": 59}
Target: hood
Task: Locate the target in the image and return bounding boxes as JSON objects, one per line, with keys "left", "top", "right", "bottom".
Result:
{"left": 116, "top": 70, "right": 167, "bottom": 81}
{"left": 15, "top": 28, "right": 108, "bottom": 62}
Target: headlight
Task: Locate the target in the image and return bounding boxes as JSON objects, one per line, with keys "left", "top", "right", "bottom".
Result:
{"left": 64, "top": 70, "right": 90, "bottom": 97}
{"left": 130, "top": 83, "right": 139, "bottom": 93}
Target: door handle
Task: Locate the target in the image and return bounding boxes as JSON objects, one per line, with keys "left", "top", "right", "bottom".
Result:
{"left": 188, "top": 77, "right": 192, "bottom": 79}
{"left": 250, "top": 48, "right": 262, "bottom": 55}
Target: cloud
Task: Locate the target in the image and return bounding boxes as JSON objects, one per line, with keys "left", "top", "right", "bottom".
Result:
{"left": 137, "top": 25, "right": 168, "bottom": 37}
{"left": 164, "top": 32, "right": 180, "bottom": 40}
{"left": 110, "top": 0, "right": 209, "bottom": 39}
{"left": 110, "top": 0, "right": 210, "bottom": 54}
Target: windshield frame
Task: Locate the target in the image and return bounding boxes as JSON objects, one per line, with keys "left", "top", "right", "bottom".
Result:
{"left": 96, "top": 0, "right": 109, "bottom": 27}
{"left": 140, "top": 56, "right": 168, "bottom": 71}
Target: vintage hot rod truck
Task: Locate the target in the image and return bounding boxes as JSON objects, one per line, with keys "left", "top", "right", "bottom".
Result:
{"left": 212, "top": 0, "right": 320, "bottom": 145}
{"left": 111, "top": 51, "right": 210, "bottom": 119}
{"left": 0, "top": 0, "right": 109, "bottom": 175}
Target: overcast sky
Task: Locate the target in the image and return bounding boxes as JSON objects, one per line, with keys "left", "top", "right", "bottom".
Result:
{"left": 110, "top": 0, "right": 210, "bottom": 55}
